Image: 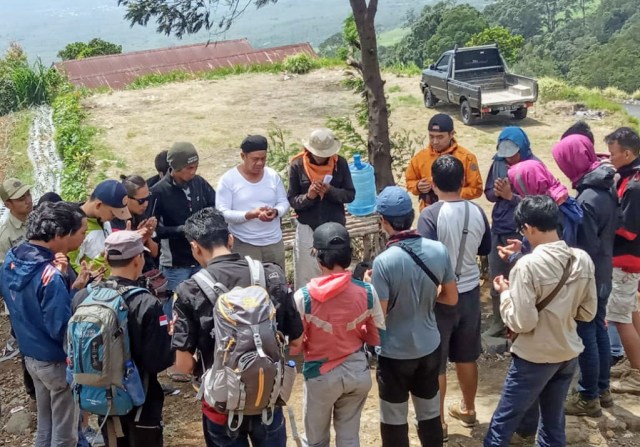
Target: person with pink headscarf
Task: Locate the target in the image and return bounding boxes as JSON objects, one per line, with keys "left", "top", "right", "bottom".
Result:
{"left": 553, "top": 134, "right": 618, "bottom": 416}
{"left": 507, "top": 160, "right": 583, "bottom": 247}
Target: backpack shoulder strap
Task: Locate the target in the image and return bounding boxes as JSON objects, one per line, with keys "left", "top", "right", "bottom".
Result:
{"left": 245, "top": 256, "right": 266, "bottom": 288}
{"left": 193, "top": 269, "right": 229, "bottom": 307}
{"left": 454, "top": 201, "right": 470, "bottom": 280}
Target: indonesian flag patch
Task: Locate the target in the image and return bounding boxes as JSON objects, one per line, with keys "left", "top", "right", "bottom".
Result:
{"left": 159, "top": 315, "right": 168, "bottom": 327}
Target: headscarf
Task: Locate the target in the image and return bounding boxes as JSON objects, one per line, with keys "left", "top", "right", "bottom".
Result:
{"left": 492, "top": 127, "right": 534, "bottom": 179}
{"left": 508, "top": 159, "right": 568, "bottom": 205}
{"left": 552, "top": 134, "right": 601, "bottom": 188}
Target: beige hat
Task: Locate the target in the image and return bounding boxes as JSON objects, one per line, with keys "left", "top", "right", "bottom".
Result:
{"left": 0, "top": 178, "right": 31, "bottom": 202}
{"left": 303, "top": 128, "right": 342, "bottom": 158}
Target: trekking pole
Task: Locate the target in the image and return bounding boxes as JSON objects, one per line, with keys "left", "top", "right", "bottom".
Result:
{"left": 287, "top": 405, "right": 304, "bottom": 447}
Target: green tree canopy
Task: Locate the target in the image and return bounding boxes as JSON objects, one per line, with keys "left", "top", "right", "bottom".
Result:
{"left": 57, "top": 38, "right": 122, "bottom": 60}
{"left": 483, "top": 0, "right": 543, "bottom": 38}
{"left": 466, "top": 26, "right": 524, "bottom": 65}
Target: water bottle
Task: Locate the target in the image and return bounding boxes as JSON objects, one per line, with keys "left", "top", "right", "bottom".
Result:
{"left": 347, "top": 153, "right": 377, "bottom": 216}
{"left": 122, "top": 360, "right": 146, "bottom": 406}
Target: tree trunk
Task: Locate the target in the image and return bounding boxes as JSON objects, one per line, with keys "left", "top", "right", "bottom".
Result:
{"left": 349, "top": 0, "right": 395, "bottom": 191}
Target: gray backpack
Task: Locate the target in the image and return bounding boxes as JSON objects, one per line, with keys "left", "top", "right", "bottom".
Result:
{"left": 193, "top": 257, "right": 296, "bottom": 430}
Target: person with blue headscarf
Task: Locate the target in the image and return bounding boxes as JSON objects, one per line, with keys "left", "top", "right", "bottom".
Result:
{"left": 483, "top": 127, "right": 538, "bottom": 337}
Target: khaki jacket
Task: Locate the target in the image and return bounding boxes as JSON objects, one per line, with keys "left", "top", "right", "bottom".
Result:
{"left": 0, "top": 213, "right": 27, "bottom": 264}
{"left": 500, "top": 240, "right": 597, "bottom": 363}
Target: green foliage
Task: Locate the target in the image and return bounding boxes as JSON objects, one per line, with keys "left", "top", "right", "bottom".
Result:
{"left": 266, "top": 125, "right": 301, "bottom": 189}
{"left": 568, "top": 12, "right": 640, "bottom": 93}
{"left": 57, "top": 38, "right": 122, "bottom": 61}
{"left": 0, "top": 44, "right": 63, "bottom": 115}
{"left": 125, "top": 58, "right": 343, "bottom": 90}
{"left": 52, "top": 87, "right": 97, "bottom": 201}
{"left": 537, "top": 77, "right": 626, "bottom": 113}
{"left": 466, "top": 26, "right": 524, "bottom": 65}
{"left": 483, "top": 0, "right": 543, "bottom": 38}
{"left": 390, "top": 2, "right": 487, "bottom": 67}
{"left": 633, "top": 90, "right": 640, "bottom": 101}
{"left": 5, "top": 110, "right": 35, "bottom": 183}
{"left": 326, "top": 116, "right": 368, "bottom": 163}
{"left": 283, "top": 53, "right": 318, "bottom": 75}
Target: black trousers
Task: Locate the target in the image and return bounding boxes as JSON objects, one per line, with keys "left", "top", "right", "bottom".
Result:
{"left": 100, "top": 411, "right": 163, "bottom": 447}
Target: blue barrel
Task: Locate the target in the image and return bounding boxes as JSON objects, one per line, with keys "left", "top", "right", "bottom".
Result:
{"left": 347, "top": 153, "right": 377, "bottom": 216}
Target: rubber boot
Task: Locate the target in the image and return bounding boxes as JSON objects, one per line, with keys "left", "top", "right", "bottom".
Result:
{"left": 381, "top": 423, "right": 409, "bottom": 447}
{"left": 417, "top": 417, "right": 444, "bottom": 447}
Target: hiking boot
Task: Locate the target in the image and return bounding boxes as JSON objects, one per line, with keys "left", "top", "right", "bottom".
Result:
{"left": 448, "top": 402, "right": 478, "bottom": 427}
{"left": 599, "top": 389, "right": 614, "bottom": 409}
{"left": 611, "top": 368, "right": 640, "bottom": 395}
{"left": 509, "top": 432, "right": 536, "bottom": 446}
{"left": 564, "top": 391, "right": 602, "bottom": 417}
{"left": 483, "top": 320, "right": 507, "bottom": 338}
{"left": 610, "top": 359, "right": 631, "bottom": 378}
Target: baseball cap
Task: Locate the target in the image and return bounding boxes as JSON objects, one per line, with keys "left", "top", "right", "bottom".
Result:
{"left": 104, "top": 231, "right": 150, "bottom": 261}
{"left": 0, "top": 178, "right": 31, "bottom": 202}
{"left": 428, "top": 113, "right": 454, "bottom": 133}
{"left": 313, "top": 222, "right": 350, "bottom": 250}
{"left": 496, "top": 139, "right": 521, "bottom": 158}
{"left": 93, "top": 179, "right": 132, "bottom": 220}
{"left": 376, "top": 186, "right": 414, "bottom": 217}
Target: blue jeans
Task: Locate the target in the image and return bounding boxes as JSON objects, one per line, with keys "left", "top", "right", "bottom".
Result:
{"left": 484, "top": 355, "right": 578, "bottom": 447}
{"left": 577, "top": 291, "right": 611, "bottom": 399}
{"left": 161, "top": 265, "right": 200, "bottom": 319}
{"left": 202, "top": 407, "right": 286, "bottom": 447}
{"left": 609, "top": 323, "right": 625, "bottom": 357}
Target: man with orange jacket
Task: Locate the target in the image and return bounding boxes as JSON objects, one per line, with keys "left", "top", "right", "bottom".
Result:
{"left": 406, "top": 113, "right": 483, "bottom": 210}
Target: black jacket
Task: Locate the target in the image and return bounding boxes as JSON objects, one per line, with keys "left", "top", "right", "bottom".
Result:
{"left": 287, "top": 155, "right": 355, "bottom": 230}
{"left": 150, "top": 174, "right": 216, "bottom": 268}
{"left": 72, "top": 277, "right": 174, "bottom": 424}
{"left": 575, "top": 164, "right": 617, "bottom": 298}
{"left": 613, "top": 157, "right": 640, "bottom": 273}
{"left": 171, "top": 254, "right": 303, "bottom": 376}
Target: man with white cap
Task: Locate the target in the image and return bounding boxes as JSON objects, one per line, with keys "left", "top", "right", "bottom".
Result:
{"left": 72, "top": 230, "right": 173, "bottom": 446}
{"left": 288, "top": 128, "right": 355, "bottom": 290}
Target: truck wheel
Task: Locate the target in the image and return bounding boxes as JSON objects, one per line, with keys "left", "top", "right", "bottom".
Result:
{"left": 513, "top": 107, "right": 528, "bottom": 120}
{"left": 460, "top": 100, "right": 476, "bottom": 125}
{"left": 424, "top": 88, "right": 438, "bottom": 108}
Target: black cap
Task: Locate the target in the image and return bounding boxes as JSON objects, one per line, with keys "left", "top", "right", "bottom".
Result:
{"left": 313, "top": 222, "right": 350, "bottom": 250}
{"left": 241, "top": 135, "right": 268, "bottom": 153}
{"left": 428, "top": 113, "right": 454, "bottom": 132}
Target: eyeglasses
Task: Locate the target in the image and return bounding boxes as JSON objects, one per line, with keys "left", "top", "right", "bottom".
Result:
{"left": 130, "top": 196, "right": 150, "bottom": 205}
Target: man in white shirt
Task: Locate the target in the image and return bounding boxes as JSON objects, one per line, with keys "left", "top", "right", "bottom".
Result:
{"left": 216, "top": 135, "right": 290, "bottom": 269}
{"left": 417, "top": 155, "right": 491, "bottom": 435}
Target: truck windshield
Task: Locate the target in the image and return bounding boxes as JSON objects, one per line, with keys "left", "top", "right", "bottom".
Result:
{"left": 454, "top": 49, "right": 502, "bottom": 71}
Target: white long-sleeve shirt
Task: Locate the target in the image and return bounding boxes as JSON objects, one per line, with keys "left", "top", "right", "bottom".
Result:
{"left": 500, "top": 240, "right": 597, "bottom": 364}
{"left": 216, "top": 166, "right": 289, "bottom": 246}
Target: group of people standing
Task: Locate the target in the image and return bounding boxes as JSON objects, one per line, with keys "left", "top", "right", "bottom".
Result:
{"left": 1, "top": 114, "right": 640, "bottom": 447}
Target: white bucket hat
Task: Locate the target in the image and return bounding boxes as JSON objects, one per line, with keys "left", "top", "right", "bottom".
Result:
{"left": 303, "top": 128, "right": 342, "bottom": 158}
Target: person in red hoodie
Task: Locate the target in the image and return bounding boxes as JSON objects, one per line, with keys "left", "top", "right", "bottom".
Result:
{"left": 291, "top": 222, "right": 385, "bottom": 447}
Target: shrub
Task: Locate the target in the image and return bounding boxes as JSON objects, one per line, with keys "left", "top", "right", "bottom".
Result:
{"left": 602, "top": 86, "right": 629, "bottom": 100}
{"left": 633, "top": 90, "right": 640, "bottom": 101}
{"left": 283, "top": 53, "right": 318, "bottom": 74}
{"left": 538, "top": 78, "right": 576, "bottom": 102}
{"left": 11, "top": 59, "right": 63, "bottom": 109}
{"left": 58, "top": 38, "right": 122, "bottom": 61}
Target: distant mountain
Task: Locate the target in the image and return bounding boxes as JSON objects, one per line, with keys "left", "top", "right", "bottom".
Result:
{"left": 0, "top": 0, "right": 484, "bottom": 64}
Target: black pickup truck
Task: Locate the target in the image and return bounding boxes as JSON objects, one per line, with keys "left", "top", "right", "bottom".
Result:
{"left": 420, "top": 44, "right": 538, "bottom": 125}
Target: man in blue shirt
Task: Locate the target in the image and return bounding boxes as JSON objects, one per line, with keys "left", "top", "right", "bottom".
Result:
{"left": 1, "top": 202, "right": 87, "bottom": 447}
{"left": 371, "top": 186, "right": 458, "bottom": 447}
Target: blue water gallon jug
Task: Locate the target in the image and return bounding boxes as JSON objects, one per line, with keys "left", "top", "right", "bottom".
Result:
{"left": 347, "top": 153, "right": 377, "bottom": 216}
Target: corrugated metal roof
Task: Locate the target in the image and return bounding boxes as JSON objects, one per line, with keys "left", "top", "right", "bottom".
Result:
{"left": 55, "top": 40, "right": 317, "bottom": 89}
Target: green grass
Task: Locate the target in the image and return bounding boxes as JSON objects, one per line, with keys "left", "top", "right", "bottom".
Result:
{"left": 378, "top": 27, "right": 410, "bottom": 47}
{"left": 388, "top": 85, "right": 402, "bottom": 93}
{"left": 384, "top": 63, "right": 422, "bottom": 76}
{"left": 125, "top": 57, "right": 344, "bottom": 90}
{"left": 393, "top": 94, "right": 422, "bottom": 107}
{"left": 5, "top": 109, "right": 34, "bottom": 183}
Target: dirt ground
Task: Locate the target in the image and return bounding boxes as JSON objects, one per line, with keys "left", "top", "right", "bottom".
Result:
{"left": 2, "top": 69, "right": 640, "bottom": 445}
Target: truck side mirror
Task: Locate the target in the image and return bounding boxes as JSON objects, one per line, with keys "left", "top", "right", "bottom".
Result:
{"left": 429, "top": 64, "right": 435, "bottom": 70}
